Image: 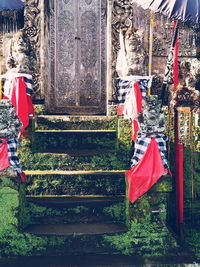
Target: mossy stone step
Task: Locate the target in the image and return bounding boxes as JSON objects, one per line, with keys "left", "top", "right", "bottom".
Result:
{"left": 25, "top": 170, "right": 126, "bottom": 175}
{"left": 39, "top": 149, "right": 115, "bottom": 156}
{"left": 24, "top": 222, "right": 127, "bottom": 236}
{"left": 36, "top": 115, "right": 117, "bottom": 130}
{"left": 27, "top": 200, "right": 126, "bottom": 225}
{"left": 26, "top": 195, "right": 125, "bottom": 207}
{"left": 35, "top": 130, "right": 116, "bottom": 133}
{"left": 25, "top": 170, "right": 126, "bottom": 195}
{"left": 30, "top": 214, "right": 118, "bottom": 224}
{"left": 32, "top": 130, "right": 117, "bottom": 152}
{"left": 19, "top": 149, "right": 130, "bottom": 171}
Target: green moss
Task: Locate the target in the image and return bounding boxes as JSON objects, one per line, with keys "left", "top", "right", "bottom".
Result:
{"left": 37, "top": 116, "right": 117, "bottom": 130}
{"left": 103, "top": 203, "right": 126, "bottom": 222}
{"left": 184, "top": 227, "right": 200, "bottom": 259}
{"left": 0, "top": 187, "right": 47, "bottom": 257}
{"left": 104, "top": 218, "right": 179, "bottom": 256}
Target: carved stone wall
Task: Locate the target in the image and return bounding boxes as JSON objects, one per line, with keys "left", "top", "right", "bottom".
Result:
{"left": 23, "top": 0, "right": 41, "bottom": 99}
{"left": 109, "top": 0, "right": 198, "bottom": 105}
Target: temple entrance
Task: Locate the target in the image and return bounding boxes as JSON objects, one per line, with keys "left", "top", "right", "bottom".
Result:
{"left": 46, "top": 0, "right": 107, "bottom": 114}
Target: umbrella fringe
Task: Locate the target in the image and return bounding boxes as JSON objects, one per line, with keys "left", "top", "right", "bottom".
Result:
{"left": 0, "top": 9, "right": 24, "bottom": 33}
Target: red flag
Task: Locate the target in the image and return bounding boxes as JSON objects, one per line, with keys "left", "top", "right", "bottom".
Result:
{"left": 126, "top": 138, "right": 165, "bottom": 203}
{"left": 0, "top": 142, "right": 10, "bottom": 171}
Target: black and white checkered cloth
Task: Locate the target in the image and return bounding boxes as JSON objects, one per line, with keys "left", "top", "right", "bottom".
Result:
{"left": 117, "top": 77, "right": 152, "bottom": 104}
{"left": 0, "top": 138, "right": 22, "bottom": 173}
{"left": 131, "top": 132, "right": 169, "bottom": 170}
{"left": 24, "top": 75, "right": 33, "bottom": 96}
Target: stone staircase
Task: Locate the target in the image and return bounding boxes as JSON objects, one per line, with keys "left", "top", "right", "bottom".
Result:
{"left": 22, "top": 115, "right": 129, "bottom": 255}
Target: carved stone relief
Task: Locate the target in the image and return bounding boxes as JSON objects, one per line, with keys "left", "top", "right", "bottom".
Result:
{"left": 23, "top": 0, "right": 41, "bottom": 99}
{"left": 47, "top": 0, "right": 106, "bottom": 114}
{"left": 85, "top": 0, "right": 92, "bottom": 4}
{"left": 111, "top": 0, "right": 197, "bottom": 104}
{"left": 81, "top": 11, "right": 97, "bottom": 68}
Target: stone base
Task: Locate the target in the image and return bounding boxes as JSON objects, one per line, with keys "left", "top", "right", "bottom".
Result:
{"left": 0, "top": 167, "right": 17, "bottom": 177}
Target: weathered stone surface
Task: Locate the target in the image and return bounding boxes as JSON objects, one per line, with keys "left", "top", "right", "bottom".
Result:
{"left": 0, "top": 99, "right": 21, "bottom": 176}
{"left": 0, "top": 99, "right": 22, "bottom": 139}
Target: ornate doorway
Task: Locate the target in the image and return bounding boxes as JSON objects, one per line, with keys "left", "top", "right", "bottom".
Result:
{"left": 46, "top": 0, "right": 107, "bottom": 114}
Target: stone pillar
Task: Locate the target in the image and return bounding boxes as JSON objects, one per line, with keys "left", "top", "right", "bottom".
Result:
{"left": 107, "top": 0, "right": 114, "bottom": 116}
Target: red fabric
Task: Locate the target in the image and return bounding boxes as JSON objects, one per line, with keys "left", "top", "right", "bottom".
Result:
{"left": 117, "top": 104, "right": 124, "bottom": 116}
{"left": 134, "top": 82, "right": 143, "bottom": 113}
{"left": 4, "top": 77, "right": 33, "bottom": 133}
{"left": 132, "top": 120, "right": 139, "bottom": 141}
{"left": 18, "top": 171, "right": 26, "bottom": 183}
{"left": 0, "top": 142, "right": 10, "bottom": 171}
{"left": 126, "top": 138, "right": 165, "bottom": 203}
{"left": 27, "top": 95, "right": 34, "bottom": 115}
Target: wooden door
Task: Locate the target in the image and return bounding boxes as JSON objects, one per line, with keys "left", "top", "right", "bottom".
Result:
{"left": 47, "top": 0, "right": 107, "bottom": 114}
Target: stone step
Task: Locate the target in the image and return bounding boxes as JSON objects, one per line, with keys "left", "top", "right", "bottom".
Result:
{"left": 25, "top": 170, "right": 126, "bottom": 195}
{"left": 0, "top": 254, "right": 197, "bottom": 267}
{"left": 30, "top": 214, "right": 118, "bottom": 224}
{"left": 27, "top": 197, "right": 126, "bottom": 225}
{"left": 26, "top": 195, "right": 125, "bottom": 207}
{"left": 35, "top": 129, "right": 116, "bottom": 133}
{"left": 19, "top": 149, "right": 130, "bottom": 172}
{"left": 35, "top": 115, "right": 117, "bottom": 130}
{"left": 25, "top": 170, "right": 126, "bottom": 175}
{"left": 24, "top": 222, "right": 127, "bottom": 236}
{"left": 32, "top": 129, "right": 117, "bottom": 152}
{"left": 40, "top": 149, "right": 115, "bottom": 156}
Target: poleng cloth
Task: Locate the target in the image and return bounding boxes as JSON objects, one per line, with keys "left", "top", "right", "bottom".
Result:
{"left": 3, "top": 73, "right": 34, "bottom": 132}
{"left": 131, "top": 132, "right": 169, "bottom": 170}
{"left": 126, "top": 133, "right": 169, "bottom": 203}
{"left": 117, "top": 77, "right": 152, "bottom": 140}
{"left": 0, "top": 138, "right": 22, "bottom": 173}
{"left": 117, "top": 76, "right": 151, "bottom": 105}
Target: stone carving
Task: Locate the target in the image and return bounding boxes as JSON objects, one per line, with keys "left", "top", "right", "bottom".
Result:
{"left": 112, "top": 0, "right": 134, "bottom": 100}
{"left": 138, "top": 95, "right": 166, "bottom": 134}
{"left": 0, "top": 99, "right": 22, "bottom": 176}
{"left": 170, "top": 85, "right": 199, "bottom": 112}
{"left": 123, "top": 27, "right": 146, "bottom": 76}
{"left": 80, "top": 73, "right": 99, "bottom": 106}
{"left": 6, "top": 30, "right": 35, "bottom": 74}
{"left": 48, "top": 0, "right": 106, "bottom": 113}
{"left": 85, "top": 0, "right": 92, "bottom": 4}
{"left": 0, "top": 100, "right": 22, "bottom": 139}
{"left": 58, "top": 10, "right": 75, "bottom": 68}
{"left": 81, "top": 11, "right": 97, "bottom": 69}
{"left": 23, "top": 0, "right": 40, "bottom": 98}
{"left": 169, "top": 59, "right": 200, "bottom": 113}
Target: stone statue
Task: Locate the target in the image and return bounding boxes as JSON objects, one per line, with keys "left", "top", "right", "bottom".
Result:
{"left": 0, "top": 100, "right": 22, "bottom": 139}
{"left": 138, "top": 95, "right": 166, "bottom": 135}
{"left": 5, "top": 30, "right": 34, "bottom": 74}
{"left": 116, "top": 27, "right": 146, "bottom": 77}
{"left": 0, "top": 99, "right": 22, "bottom": 176}
{"left": 123, "top": 28, "right": 146, "bottom": 76}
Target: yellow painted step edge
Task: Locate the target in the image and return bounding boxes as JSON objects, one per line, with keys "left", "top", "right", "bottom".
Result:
{"left": 25, "top": 170, "right": 126, "bottom": 175}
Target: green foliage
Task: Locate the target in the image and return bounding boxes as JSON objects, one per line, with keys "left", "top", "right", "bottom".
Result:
{"left": 0, "top": 187, "right": 47, "bottom": 257}
{"left": 104, "top": 219, "right": 179, "bottom": 256}
{"left": 184, "top": 227, "right": 200, "bottom": 259}
{"left": 103, "top": 203, "right": 126, "bottom": 222}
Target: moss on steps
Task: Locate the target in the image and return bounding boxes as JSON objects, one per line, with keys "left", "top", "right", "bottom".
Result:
{"left": 36, "top": 115, "right": 117, "bottom": 130}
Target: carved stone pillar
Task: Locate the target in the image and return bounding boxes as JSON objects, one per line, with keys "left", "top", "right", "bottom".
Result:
{"left": 23, "top": 0, "right": 41, "bottom": 99}
{"left": 107, "top": 0, "right": 114, "bottom": 115}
